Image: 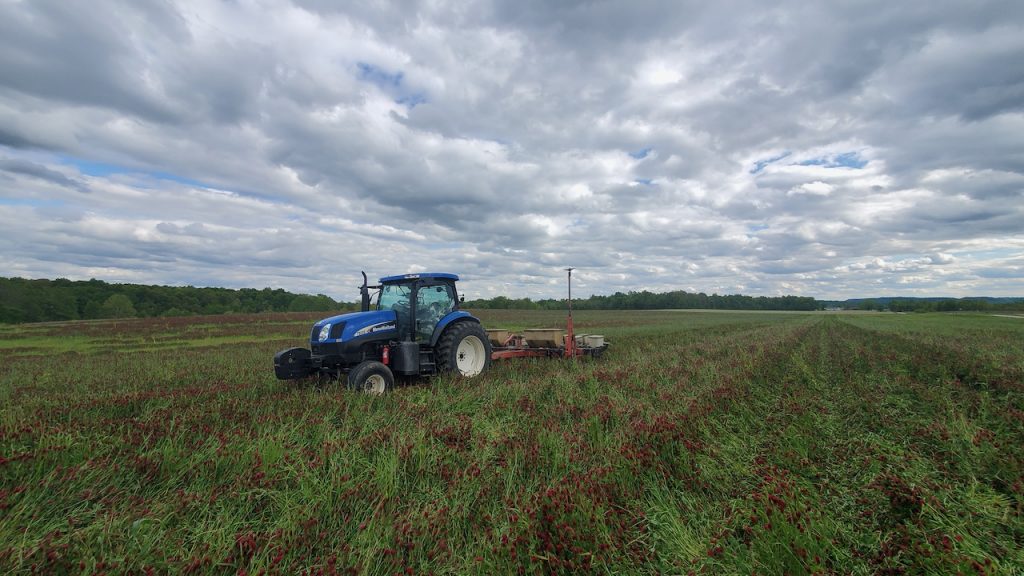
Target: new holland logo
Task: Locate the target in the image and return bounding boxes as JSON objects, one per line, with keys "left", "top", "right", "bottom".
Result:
{"left": 370, "top": 321, "right": 396, "bottom": 333}
{"left": 354, "top": 321, "right": 397, "bottom": 337}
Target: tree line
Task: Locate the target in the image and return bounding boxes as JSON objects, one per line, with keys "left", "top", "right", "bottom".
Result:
{"left": 0, "top": 277, "right": 351, "bottom": 323}
{"left": 3, "top": 277, "right": 1019, "bottom": 324}
{"left": 465, "top": 290, "right": 820, "bottom": 311}
{"left": 0, "top": 280, "right": 821, "bottom": 323}
{"left": 848, "top": 298, "right": 1023, "bottom": 313}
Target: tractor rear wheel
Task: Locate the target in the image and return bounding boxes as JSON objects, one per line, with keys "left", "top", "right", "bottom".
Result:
{"left": 437, "top": 322, "right": 492, "bottom": 377}
{"left": 347, "top": 361, "right": 394, "bottom": 394}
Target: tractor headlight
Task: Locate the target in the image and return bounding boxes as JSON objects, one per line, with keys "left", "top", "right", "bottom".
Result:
{"left": 318, "top": 324, "right": 331, "bottom": 341}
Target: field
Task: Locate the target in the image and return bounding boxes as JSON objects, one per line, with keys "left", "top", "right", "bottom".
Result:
{"left": 1, "top": 310, "right": 1022, "bottom": 574}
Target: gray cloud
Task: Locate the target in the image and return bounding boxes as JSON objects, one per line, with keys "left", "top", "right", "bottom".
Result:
{"left": 0, "top": 0, "right": 1022, "bottom": 300}
{"left": 0, "top": 157, "right": 86, "bottom": 192}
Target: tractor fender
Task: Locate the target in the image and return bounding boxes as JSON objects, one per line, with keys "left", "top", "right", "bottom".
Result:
{"left": 429, "top": 311, "right": 481, "bottom": 347}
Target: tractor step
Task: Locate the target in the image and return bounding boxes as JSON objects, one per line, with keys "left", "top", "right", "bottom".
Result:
{"left": 418, "top": 349, "right": 436, "bottom": 374}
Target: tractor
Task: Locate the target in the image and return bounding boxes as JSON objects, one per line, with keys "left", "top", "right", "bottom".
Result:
{"left": 273, "top": 270, "right": 608, "bottom": 393}
{"left": 274, "top": 272, "right": 491, "bottom": 393}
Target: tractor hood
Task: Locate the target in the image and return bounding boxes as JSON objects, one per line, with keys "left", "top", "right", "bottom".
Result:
{"left": 310, "top": 310, "right": 398, "bottom": 344}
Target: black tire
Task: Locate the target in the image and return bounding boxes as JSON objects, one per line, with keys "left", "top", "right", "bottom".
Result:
{"left": 347, "top": 361, "right": 394, "bottom": 394}
{"left": 436, "top": 321, "right": 492, "bottom": 377}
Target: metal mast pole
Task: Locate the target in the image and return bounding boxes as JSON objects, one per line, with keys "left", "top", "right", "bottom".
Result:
{"left": 566, "top": 268, "right": 574, "bottom": 316}
{"left": 565, "top": 267, "right": 575, "bottom": 356}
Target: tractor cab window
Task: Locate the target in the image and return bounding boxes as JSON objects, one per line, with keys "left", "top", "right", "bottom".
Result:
{"left": 415, "top": 284, "right": 455, "bottom": 341}
{"left": 379, "top": 283, "right": 413, "bottom": 337}
{"left": 379, "top": 283, "right": 412, "bottom": 311}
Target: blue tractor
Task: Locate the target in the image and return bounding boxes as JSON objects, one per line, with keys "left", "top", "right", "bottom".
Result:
{"left": 273, "top": 272, "right": 492, "bottom": 393}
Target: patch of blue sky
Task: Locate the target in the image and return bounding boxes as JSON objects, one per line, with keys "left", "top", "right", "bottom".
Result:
{"left": 745, "top": 223, "right": 769, "bottom": 239}
{"left": 976, "top": 267, "right": 1024, "bottom": 280}
{"left": 750, "top": 151, "right": 791, "bottom": 174}
{"left": 960, "top": 247, "right": 1021, "bottom": 259}
{"left": 396, "top": 93, "right": 428, "bottom": 108}
{"left": 633, "top": 178, "right": 654, "bottom": 186}
{"left": 58, "top": 157, "right": 291, "bottom": 206}
{"left": 58, "top": 155, "right": 214, "bottom": 189}
{"left": 144, "top": 170, "right": 212, "bottom": 189}
{"left": 59, "top": 156, "right": 121, "bottom": 177}
{"left": 357, "top": 62, "right": 404, "bottom": 88}
{"left": 357, "top": 62, "right": 429, "bottom": 109}
{"left": 0, "top": 197, "right": 64, "bottom": 207}
{"left": 629, "top": 147, "right": 652, "bottom": 159}
{"left": 798, "top": 152, "right": 867, "bottom": 169}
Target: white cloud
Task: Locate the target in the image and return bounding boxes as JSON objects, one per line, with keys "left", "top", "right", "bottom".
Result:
{"left": 788, "top": 181, "right": 833, "bottom": 196}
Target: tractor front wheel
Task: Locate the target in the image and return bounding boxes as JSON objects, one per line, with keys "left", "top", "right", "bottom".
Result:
{"left": 437, "top": 322, "right": 492, "bottom": 377}
{"left": 347, "top": 361, "right": 394, "bottom": 394}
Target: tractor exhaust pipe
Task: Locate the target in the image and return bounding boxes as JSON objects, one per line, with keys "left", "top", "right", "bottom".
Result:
{"left": 360, "top": 271, "right": 370, "bottom": 312}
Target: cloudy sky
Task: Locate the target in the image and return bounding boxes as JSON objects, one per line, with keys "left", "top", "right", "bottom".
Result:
{"left": 1, "top": 1, "right": 1022, "bottom": 300}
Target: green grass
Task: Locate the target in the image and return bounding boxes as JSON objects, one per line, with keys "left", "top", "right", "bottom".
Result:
{"left": 0, "top": 310, "right": 1022, "bottom": 574}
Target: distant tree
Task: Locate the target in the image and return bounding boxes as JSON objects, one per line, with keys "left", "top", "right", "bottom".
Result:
{"left": 288, "top": 294, "right": 337, "bottom": 312}
{"left": 83, "top": 300, "right": 103, "bottom": 319}
{"left": 100, "top": 294, "right": 137, "bottom": 318}
{"left": 960, "top": 299, "right": 991, "bottom": 311}
{"left": 915, "top": 302, "right": 937, "bottom": 313}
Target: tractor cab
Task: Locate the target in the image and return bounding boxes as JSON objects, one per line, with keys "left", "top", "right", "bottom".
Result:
{"left": 373, "top": 273, "right": 460, "bottom": 342}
